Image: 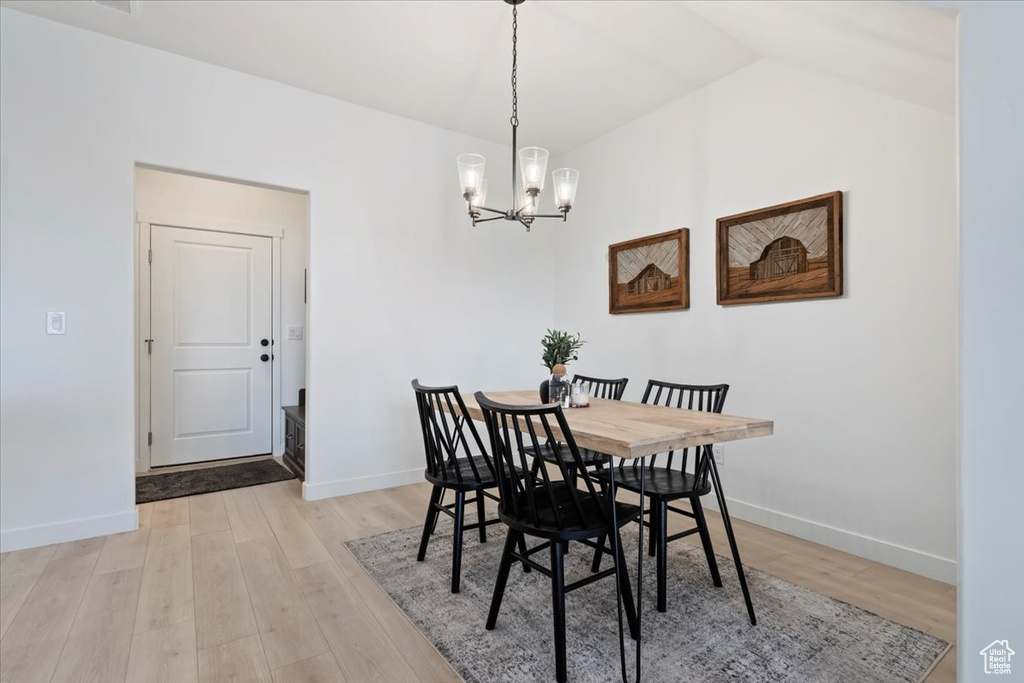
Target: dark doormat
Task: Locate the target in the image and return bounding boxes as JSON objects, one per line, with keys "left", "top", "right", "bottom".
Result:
{"left": 136, "top": 458, "right": 296, "bottom": 504}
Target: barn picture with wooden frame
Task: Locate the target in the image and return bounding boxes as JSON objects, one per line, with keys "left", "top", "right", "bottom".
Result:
{"left": 609, "top": 228, "right": 689, "bottom": 314}
{"left": 716, "top": 191, "right": 843, "bottom": 305}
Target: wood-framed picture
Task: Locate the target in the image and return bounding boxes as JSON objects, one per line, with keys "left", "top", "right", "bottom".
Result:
{"left": 608, "top": 228, "right": 689, "bottom": 314}
{"left": 716, "top": 191, "right": 843, "bottom": 305}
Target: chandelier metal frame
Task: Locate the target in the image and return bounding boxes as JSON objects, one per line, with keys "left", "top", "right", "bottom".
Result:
{"left": 460, "top": 0, "right": 575, "bottom": 232}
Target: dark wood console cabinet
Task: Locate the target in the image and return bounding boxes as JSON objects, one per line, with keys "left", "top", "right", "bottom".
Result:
{"left": 283, "top": 389, "right": 306, "bottom": 480}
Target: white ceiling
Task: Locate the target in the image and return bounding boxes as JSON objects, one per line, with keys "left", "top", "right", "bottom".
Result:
{"left": 682, "top": 1, "right": 956, "bottom": 116}
{"left": 0, "top": 0, "right": 955, "bottom": 155}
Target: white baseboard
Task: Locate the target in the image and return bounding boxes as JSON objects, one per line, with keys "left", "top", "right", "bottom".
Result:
{"left": 300, "top": 467, "right": 957, "bottom": 584}
{"left": 0, "top": 508, "right": 139, "bottom": 553}
{"left": 703, "top": 495, "right": 956, "bottom": 584}
{"left": 302, "top": 467, "right": 423, "bottom": 502}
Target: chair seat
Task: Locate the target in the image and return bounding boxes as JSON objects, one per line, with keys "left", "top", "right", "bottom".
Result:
{"left": 528, "top": 443, "right": 610, "bottom": 468}
{"left": 594, "top": 465, "right": 712, "bottom": 499}
{"left": 498, "top": 482, "right": 640, "bottom": 541}
{"left": 424, "top": 455, "right": 501, "bottom": 490}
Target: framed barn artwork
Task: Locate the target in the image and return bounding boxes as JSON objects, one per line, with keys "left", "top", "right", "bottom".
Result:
{"left": 608, "top": 228, "right": 689, "bottom": 314}
{"left": 716, "top": 191, "right": 843, "bottom": 305}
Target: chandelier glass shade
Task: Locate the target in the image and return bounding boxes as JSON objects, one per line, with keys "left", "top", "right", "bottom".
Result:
{"left": 552, "top": 168, "right": 579, "bottom": 210}
{"left": 456, "top": 155, "right": 484, "bottom": 196}
{"left": 457, "top": 0, "right": 578, "bottom": 231}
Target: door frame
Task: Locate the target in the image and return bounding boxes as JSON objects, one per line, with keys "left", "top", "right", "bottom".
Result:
{"left": 135, "top": 211, "right": 285, "bottom": 472}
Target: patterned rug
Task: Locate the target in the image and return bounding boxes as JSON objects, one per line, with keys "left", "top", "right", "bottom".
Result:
{"left": 347, "top": 524, "right": 949, "bottom": 683}
{"left": 136, "top": 458, "right": 295, "bottom": 503}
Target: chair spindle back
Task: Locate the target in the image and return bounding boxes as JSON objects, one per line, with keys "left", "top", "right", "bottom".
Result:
{"left": 572, "top": 374, "right": 629, "bottom": 400}
{"left": 412, "top": 380, "right": 493, "bottom": 486}
{"left": 475, "top": 392, "right": 608, "bottom": 532}
{"left": 627, "top": 380, "right": 729, "bottom": 487}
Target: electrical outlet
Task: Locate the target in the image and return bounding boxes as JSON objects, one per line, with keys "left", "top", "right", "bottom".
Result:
{"left": 712, "top": 445, "right": 725, "bottom": 466}
{"left": 46, "top": 311, "right": 66, "bottom": 335}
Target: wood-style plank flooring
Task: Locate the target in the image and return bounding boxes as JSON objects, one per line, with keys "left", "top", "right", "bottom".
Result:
{"left": 0, "top": 478, "right": 956, "bottom": 682}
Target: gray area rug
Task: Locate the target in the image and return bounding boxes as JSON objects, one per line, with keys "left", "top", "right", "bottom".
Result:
{"left": 347, "top": 524, "right": 949, "bottom": 683}
{"left": 136, "top": 459, "right": 295, "bottom": 503}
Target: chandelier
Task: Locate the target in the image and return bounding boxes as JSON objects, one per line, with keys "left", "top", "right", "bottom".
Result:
{"left": 456, "top": 0, "right": 579, "bottom": 232}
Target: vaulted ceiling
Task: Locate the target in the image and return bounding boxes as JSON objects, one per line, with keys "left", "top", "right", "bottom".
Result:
{"left": 0, "top": 0, "right": 956, "bottom": 155}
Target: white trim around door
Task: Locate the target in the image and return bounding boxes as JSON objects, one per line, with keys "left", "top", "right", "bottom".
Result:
{"left": 136, "top": 211, "right": 284, "bottom": 239}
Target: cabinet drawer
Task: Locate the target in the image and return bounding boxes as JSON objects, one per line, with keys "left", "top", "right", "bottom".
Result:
{"left": 282, "top": 405, "right": 306, "bottom": 481}
{"left": 284, "top": 416, "right": 298, "bottom": 457}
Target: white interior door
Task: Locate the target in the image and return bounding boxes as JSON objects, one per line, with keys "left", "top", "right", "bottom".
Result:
{"left": 149, "top": 225, "right": 273, "bottom": 466}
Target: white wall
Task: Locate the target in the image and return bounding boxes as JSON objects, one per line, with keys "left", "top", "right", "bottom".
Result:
{"left": 0, "top": 9, "right": 555, "bottom": 550}
{"left": 134, "top": 167, "right": 309, "bottom": 463}
{"left": 921, "top": 1, "right": 1024, "bottom": 678}
{"left": 551, "top": 59, "right": 958, "bottom": 582}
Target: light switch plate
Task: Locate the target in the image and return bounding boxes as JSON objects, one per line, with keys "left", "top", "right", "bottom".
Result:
{"left": 46, "top": 311, "right": 66, "bottom": 335}
{"left": 287, "top": 326, "right": 303, "bottom": 341}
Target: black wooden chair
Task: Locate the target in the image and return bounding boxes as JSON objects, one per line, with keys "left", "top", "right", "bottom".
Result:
{"left": 476, "top": 392, "right": 639, "bottom": 683}
{"left": 593, "top": 380, "right": 756, "bottom": 624}
{"left": 412, "top": 380, "right": 524, "bottom": 593}
{"left": 532, "top": 374, "right": 628, "bottom": 483}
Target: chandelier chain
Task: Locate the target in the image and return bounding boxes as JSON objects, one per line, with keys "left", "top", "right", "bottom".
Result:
{"left": 510, "top": 6, "right": 518, "bottom": 128}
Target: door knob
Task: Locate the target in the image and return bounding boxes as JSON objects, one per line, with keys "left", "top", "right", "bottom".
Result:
{"left": 261, "top": 354, "right": 270, "bottom": 362}
{"left": 261, "top": 338, "right": 269, "bottom": 347}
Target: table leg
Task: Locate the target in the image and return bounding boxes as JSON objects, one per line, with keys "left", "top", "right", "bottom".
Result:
{"left": 635, "top": 465, "right": 645, "bottom": 681}
{"left": 707, "top": 454, "right": 756, "bottom": 625}
{"left": 609, "top": 463, "right": 645, "bottom": 683}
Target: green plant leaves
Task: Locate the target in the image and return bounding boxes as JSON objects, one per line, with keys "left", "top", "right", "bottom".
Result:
{"left": 540, "top": 329, "right": 585, "bottom": 370}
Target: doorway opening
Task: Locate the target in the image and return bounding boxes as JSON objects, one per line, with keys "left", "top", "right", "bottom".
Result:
{"left": 134, "top": 166, "right": 309, "bottom": 491}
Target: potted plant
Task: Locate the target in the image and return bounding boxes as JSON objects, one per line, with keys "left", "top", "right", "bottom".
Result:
{"left": 539, "top": 330, "right": 585, "bottom": 403}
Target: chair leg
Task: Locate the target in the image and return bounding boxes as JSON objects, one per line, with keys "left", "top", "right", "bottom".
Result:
{"left": 431, "top": 489, "right": 444, "bottom": 534}
{"left": 613, "top": 528, "right": 639, "bottom": 640}
{"left": 564, "top": 471, "right": 580, "bottom": 558}
{"left": 656, "top": 499, "right": 668, "bottom": 613}
{"left": 592, "top": 461, "right": 609, "bottom": 495}
{"left": 708, "top": 458, "right": 756, "bottom": 625}
{"left": 476, "top": 493, "right": 487, "bottom": 543}
{"left": 451, "top": 491, "right": 466, "bottom": 594}
{"left": 516, "top": 533, "right": 532, "bottom": 573}
{"left": 691, "top": 497, "right": 722, "bottom": 587}
{"left": 416, "top": 485, "right": 442, "bottom": 562}
{"left": 486, "top": 531, "right": 519, "bottom": 630}
{"left": 648, "top": 503, "right": 658, "bottom": 558}
{"left": 590, "top": 533, "right": 606, "bottom": 573}
{"left": 550, "top": 541, "right": 567, "bottom": 683}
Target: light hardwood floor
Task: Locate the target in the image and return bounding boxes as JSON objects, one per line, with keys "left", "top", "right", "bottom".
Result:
{"left": 0, "top": 479, "right": 956, "bottom": 682}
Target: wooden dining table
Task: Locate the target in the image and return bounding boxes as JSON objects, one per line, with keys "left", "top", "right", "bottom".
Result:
{"left": 454, "top": 389, "right": 774, "bottom": 682}
{"left": 458, "top": 390, "right": 773, "bottom": 458}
